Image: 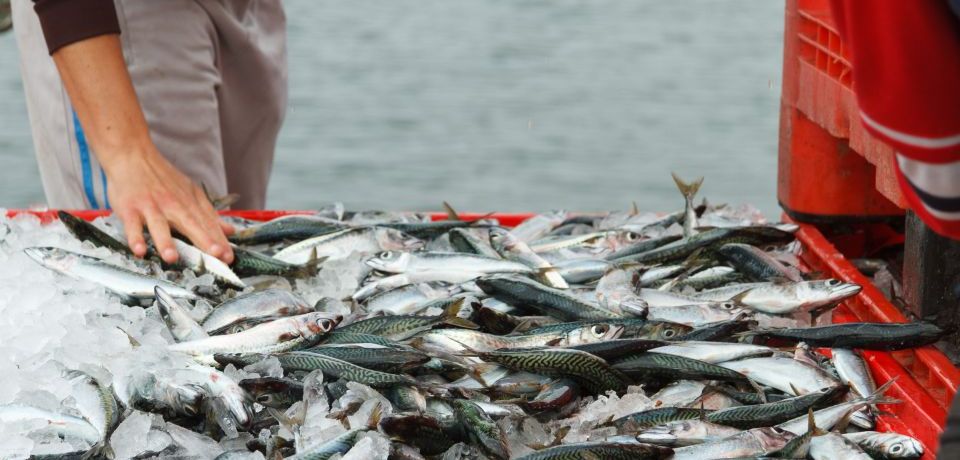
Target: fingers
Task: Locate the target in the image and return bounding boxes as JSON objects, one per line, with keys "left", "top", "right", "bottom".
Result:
{"left": 219, "top": 220, "right": 236, "bottom": 236}
{"left": 189, "top": 187, "right": 233, "bottom": 263}
{"left": 143, "top": 206, "right": 178, "bottom": 264}
{"left": 120, "top": 210, "right": 147, "bottom": 258}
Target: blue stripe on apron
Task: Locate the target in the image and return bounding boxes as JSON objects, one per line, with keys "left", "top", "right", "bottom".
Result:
{"left": 71, "top": 111, "right": 100, "bottom": 209}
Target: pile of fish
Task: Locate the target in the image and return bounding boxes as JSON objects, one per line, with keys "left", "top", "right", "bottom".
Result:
{"left": 0, "top": 176, "right": 947, "bottom": 459}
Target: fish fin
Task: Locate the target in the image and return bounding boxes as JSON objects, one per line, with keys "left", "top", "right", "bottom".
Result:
{"left": 866, "top": 378, "right": 902, "bottom": 406}
{"left": 294, "top": 252, "right": 327, "bottom": 278}
{"left": 195, "top": 254, "right": 206, "bottom": 275}
{"left": 698, "top": 400, "right": 707, "bottom": 421}
{"left": 808, "top": 408, "right": 826, "bottom": 437}
{"left": 441, "top": 298, "right": 480, "bottom": 330}
{"left": 749, "top": 380, "right": 768, "bottom": 403}
{"left": 465, "top": 363, "right": 500, "bottom": 387}
{"left": 808, "top": 301, "right": 841, "bottom": 326}
{"left": 537, "top": 267, "right": 570, "bottom": 289}
{"left": 788, "top": 382, "right": 802, "bottom": 397}
{"left": 552, "top": 425, "right": 570, "bottom": 446}
{"left": 116, "top": 327, "right": 141, "bottom": 348}
{"left": 81, "top": 442, "right": 114, "bottom": 460}
{"left": 671, "top": 172, "right": 704, "bottom": 200}
{"left": 442, "top": 201, "right": 461, "bottom": 221}
{"left": 468, "top": 212, "right": 497, "bottom": 224}
{"left": 630, "top": 201, "right": 640, "bottom": 216}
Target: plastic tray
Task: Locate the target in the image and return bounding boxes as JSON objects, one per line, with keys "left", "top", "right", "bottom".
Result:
{"left": 6, "top": 209, "right": 955, "bottom": 457}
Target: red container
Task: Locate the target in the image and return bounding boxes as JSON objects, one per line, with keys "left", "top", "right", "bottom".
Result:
{"left": 778, "top": 0, "right": 905, "bottom": 221}
{"left": 6, "top": 209, "right": 956, "bottom": 457}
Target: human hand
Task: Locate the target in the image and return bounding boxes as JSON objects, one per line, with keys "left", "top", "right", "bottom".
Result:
{"left": 104, "top": 148, "right": 234, "bottom": 264}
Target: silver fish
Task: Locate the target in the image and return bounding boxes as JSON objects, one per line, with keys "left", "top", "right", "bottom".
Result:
{"left": 705, "top": 280, "right": 862, "bottom": 315}
{"left": 637, "top": 420, "right": 743, "bottom": 447}
{"left": 274, "top": 227, "right": 422, "bottom": 264}
{"left": 365, "top": 251, "right": 534, "bottom": 276}
{"left": 810, "top": 432, "right": 872, "bottom": 459}
{"left": 595, "top": 267, "right": 647, "bottom": 316}
{"left": 24, "top": 246, "right": 198, "bottom": 303}
{"left": 510, "top": 210, "right": 568, "bottom": 242}
{"left": 201, "top": 288, "right": 313, "bottom": 334}
{"left": 671, "top": 173, "right": 704, "bottom": 238}
{"left": 173, "top": 238, "right": 245, "bottom": 288}
{"left": 777, "top": 381, "right": 897, "bottom": 435}
{"left": 411, "top": 323, "right": 623, "bottom": 354}
{"left": 718, "top": 355, "right": 841, "bottom": 395}
{"left": 489, "top": 227, "right": 568, "bottom": 289}
{"left": 651, "top": 341, "right": 774, "bottom": 364}
{"left": 0, "top": 404, "right": 101, "bottom": 446}
{"left": 843, "top": 431, "right": 924, "bottom": 459}
{"left": 169, "top": 312, "right": 338, "bottom": 364}
{"left": 646, "top": 303, "right": 752, "bottom": 327}
{"left": 155, "top": 286, "right": 208, "bottom": 342}
{"left": 670, "top": 427, "right": 793, "bottom": 460}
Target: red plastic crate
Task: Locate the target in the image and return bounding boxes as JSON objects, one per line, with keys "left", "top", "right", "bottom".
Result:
{"left": 6, "top": 209, "right": 956, "bottom": 457}
{"left": 778, "top": 0, "right": 905, "bottom": 220}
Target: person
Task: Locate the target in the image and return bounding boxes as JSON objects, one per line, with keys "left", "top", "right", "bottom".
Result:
{"left": 827, "top": 1, "right": 960, "bottom": 458}
{"left": 11, "top": 0, "right": 288, "bottom": 264}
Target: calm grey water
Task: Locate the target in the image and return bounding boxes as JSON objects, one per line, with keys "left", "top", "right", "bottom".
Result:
{"left": 0, "top": 0, "right": 785, "bottom": 216}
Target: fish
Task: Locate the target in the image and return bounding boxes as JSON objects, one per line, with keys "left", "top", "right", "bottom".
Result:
{"left": 705, "top": 386, "right": 847, "bottom": 429}
{"left": 810, "top": 431, "right": 873, "bottom": 459}
{"left": 718, "top": 356, "right": 842, "bottom": 396}
{"left": 722, "top": 279, "right": 862, "bottom": 315}
{"left": 476, "top": 275, "right": 622, "bottom": 321}
{"left": 411, "top": 322, "right": 623, "bottom": 354}
{"left": 672, "top": 172, "right": 704, "bottom": 238}
{"left": 58, "top": 210, "right": 133, "bottom": 256}
{"left": 172, "top": 238, "right": 245, "bottom": 288}
{"left": 286, "top": 403, "right": 383, "bottom": 460}
{"left": 303, "top": 343, "right": 431, "bottom": 373}
{"left": 777, "top": 380, "right": 899, "bottom": 435}
{"left": 237, "top": 351, "right": 419, "bottom": 388}
{"left": 477, "top": 347, "right": 631, "bottom": 394}
{"left": 230, "top": 244, "right": 321, "bottom": 278}
{"left": 201, "top": 288, "right": 315, "bottom": 334}
{"left": 669, "top": 427, "right": 795, "bottom": 460}
{"left": 366, "top": 251, "right": 535, "bottom": 277}
{"left": 448, "top": 228, "right": 501, "bottom": 259}
{"left": 0, "top": 404, "right": 101, "bottom": 446}
{"left": 611, "top": 352, "right": 752, "bottom": 384}
{"left": 717, "top": 243, "right": 801, "bottom": 282}
{"left": 238, "top": 377, "right": 304, "bottom": 409}
{"left": 739, "top": 322, "right": 949, "bottom": 350}
{"left": 379, "top": 414, "right": 459, "bottom": 455}
{"left": 509, "top": 210, "right": 568, "bottom": 242}
{"left": 229, "top": 215, "right": 348, "bottom": 245}
{"left": 274, "top": 227, "right": 423, "bottom": 264}
{"left": 169, "top": 312, "right": 339, "bottom": 364}
{"left": 155, "top": 286, "right": 208, "bottom": 342}
{"left": 25, "top": 246, "right": 198, "bottom": 304}
{"left": 336, "top": 298, "right": 478, "bottom": 340}
{"left": 649, "top": 341, "right": 774, "bottom": 364}
{"left": 452, "top": 399, "right": 511, "bottom": 460}
{"left": 489, "top": 227, "right": 569, "bottom": 289}
{"left": 514, "top": 441, "right": 673, "bottom": 460}
{"left": 636, "top": 420, "right": 743, "bottom": 447}
{"left": 843, "top": 431, "right": 924, "bottom": 459}
{"left": 612, "top": 407, "right": 712, "bottom": 432}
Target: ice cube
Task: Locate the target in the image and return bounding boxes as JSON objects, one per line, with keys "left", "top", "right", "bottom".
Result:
{"left": 167, "top": 422, "right": 224, "bottom": 458}
{"left": 341, "top": 432, "right": 391, "bottom": 460}
{"left": 244, "top": 356, "right": 284, "bottom": 379}
{"left": 110, "top": 411, "right": 173, "bottom": 460}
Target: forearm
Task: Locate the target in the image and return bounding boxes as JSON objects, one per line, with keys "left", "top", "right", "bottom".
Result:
{"left": 51, "top": 34, "right": 154, "bottom": 176}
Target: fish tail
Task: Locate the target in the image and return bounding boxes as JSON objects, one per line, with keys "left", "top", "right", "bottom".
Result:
{"left": 442, "top": 201, "right": 461, "bottom": 221}
{"left": 865, "top": 378, "right": 902, "bottom": 406}
{"left": 441, "top": 298, "right": 480, "bottom": 330}
{"left": 671, "top": 172, "right": 704, "bottom": 202}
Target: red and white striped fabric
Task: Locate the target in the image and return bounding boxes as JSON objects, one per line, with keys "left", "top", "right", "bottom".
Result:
{"left": 830, "top": 0, "right": 960, "bottom": 238}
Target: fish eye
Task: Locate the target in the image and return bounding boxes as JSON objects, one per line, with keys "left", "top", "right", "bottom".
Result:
{"left": 626, "top": 232, "right": 641, "bottom": 241}
{"left": 826, "top": 279, "right": 841, "bottom": 287}
{"left": 378, "top": 251, "right": 394, "bottom": 259}
{"left": 721, "top": 302, "right": 735, "bottom": 310}
{"left": 592, "top": 325, "right": 609, "bottom": 336}
{"left": 257, "top": 395, "right": 272, "bottom": 404}
{"left": 890, "top": 445, "right": 902, "bottom": 453}
{"left": 663, "top": 328, "right": 677, "bottom": 338}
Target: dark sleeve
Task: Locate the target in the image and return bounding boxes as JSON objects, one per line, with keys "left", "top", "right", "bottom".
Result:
{"left": 32, "top": 0, "right": 121, "bottom": 54}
